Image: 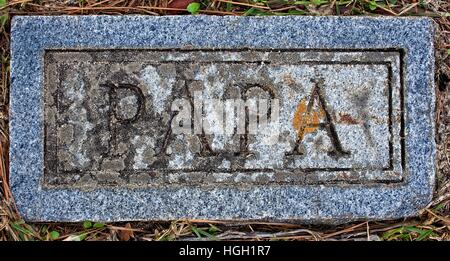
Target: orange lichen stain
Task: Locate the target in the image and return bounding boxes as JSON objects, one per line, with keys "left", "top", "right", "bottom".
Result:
{"left": 292, "top": 98, "right": 325, "bottom": 140}
{"left": 338, "top": 113, "right": 359, "bottom": 125}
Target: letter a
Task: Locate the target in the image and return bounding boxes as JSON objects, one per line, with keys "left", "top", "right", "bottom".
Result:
{"left": 287, "top": 79, "right": 350, "bottom": 158}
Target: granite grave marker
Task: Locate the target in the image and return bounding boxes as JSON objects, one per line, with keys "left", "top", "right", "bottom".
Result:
{"left": 10, "top": 16, "right": 436, "bottom": 222}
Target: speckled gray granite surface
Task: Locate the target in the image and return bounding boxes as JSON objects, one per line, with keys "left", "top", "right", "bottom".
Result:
{"left": 10, "top": 16, "right": 435, "bottom": 223}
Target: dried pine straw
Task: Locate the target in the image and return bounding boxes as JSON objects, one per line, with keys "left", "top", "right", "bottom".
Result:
{"left": 0, "top": 0, "right": 449, "bottom": 241}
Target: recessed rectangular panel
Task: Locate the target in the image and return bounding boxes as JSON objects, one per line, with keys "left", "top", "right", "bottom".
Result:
{"left": 43, "top": 50, "right": 403, "bottom": 187}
